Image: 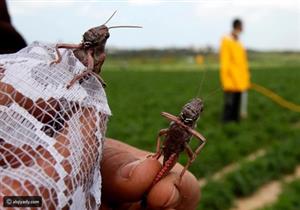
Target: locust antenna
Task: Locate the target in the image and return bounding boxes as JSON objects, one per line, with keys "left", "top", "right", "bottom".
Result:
{"left": 103, "top": 10, "right": 117, "bottom": 25}
{"left": 108, "top": 25, "right": 142, "bottom": 29}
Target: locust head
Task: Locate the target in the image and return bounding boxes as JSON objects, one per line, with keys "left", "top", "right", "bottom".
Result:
{"left": 82, "top": 25, "right": 110, "bottom": 49}
{"left": 82, "top": 11, "right": 141, "bottom": 50}
{"left": 180, "top": 98, "right": 204, "bottom": 126}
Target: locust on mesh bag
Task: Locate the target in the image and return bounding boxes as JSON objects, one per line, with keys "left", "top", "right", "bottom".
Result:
{"left": 50, "top": 11, "right": 141, "bottom": 89}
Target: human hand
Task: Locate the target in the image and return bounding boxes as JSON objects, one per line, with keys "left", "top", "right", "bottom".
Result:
{"left": 100, "top": 138, "right": 200, "bottom": 210}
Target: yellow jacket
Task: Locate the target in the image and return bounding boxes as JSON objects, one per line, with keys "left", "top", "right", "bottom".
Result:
{"left": 220, "top": 35, "right": 250, "bottom": 91}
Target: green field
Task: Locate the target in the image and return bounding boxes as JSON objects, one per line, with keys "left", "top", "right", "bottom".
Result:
{"left": 102, "top": 52, "right": 300, "bottom": 210}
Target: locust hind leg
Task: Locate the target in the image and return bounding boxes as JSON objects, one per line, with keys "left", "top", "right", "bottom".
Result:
{"left": 50, "top": 43, "right": 82, "bottom": 65}
{"left": 67, "top": 70, "right": 93, "bottom": 89}
{"left": 67, "top": 49, "right": 106, "bottom": 88}
{"left": 147, "top": 128, "right": 168, "bottom": 159}
{"left": 187, "top": 128, "right": 206, "bottom": 162}
{"left": 67, "top": 71, "right": 107, "bottom": 89}
{"left": 176, "top": 143, "right": 194, "bottom": 185}
{"left": 178, "top": 134, "right": 206, "bottom": 184}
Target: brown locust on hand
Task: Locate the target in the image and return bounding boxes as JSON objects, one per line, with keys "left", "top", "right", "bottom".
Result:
{"left": 50, "top": 11, "right": 141, "bottom": 89}
{"left": 150, "top": 98, "right": 206, "bottom": 185}
{"left": 141, "top": 98, "right": 206, "bottom": 208}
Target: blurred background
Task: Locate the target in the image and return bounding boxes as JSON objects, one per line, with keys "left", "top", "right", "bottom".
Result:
{"left": 4, "top": 0, "right": 300, "bottom": 209}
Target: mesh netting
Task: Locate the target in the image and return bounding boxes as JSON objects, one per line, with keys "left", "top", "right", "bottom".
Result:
{"left": 0, "top": 42, "right": 111, "bottom": 209}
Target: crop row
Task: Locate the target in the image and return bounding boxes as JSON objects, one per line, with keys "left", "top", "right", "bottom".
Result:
{"left": 261, "top": 179, "right": 300, "bottom": 210}
{"left": 198, "top": 131, "right": 300, "bottom": 210}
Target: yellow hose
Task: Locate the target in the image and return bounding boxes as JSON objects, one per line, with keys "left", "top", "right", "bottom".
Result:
{"left": 250, "top": 83, "right": 300, "bottom": 113}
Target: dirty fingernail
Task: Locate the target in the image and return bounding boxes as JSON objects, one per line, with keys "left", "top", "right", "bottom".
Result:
{"left": 120, "top": 160, "right": 141, "bottom": 178}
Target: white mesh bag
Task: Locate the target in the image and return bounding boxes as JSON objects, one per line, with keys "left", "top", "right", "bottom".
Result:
{"left": 0, "top": 41, "right": 111, "bottom": 209}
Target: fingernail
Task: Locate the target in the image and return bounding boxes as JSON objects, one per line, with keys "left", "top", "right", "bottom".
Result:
{"left": 120, "top": 160, "right": 141, "bottom": 179}
{"left": 164, "top": 186, "right": 180, "bottom": 208}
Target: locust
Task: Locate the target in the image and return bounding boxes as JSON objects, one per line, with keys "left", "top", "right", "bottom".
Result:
{"left": 50, "top": 11, "right": 141, "bottom": 89}
{"left": 149, "top": 98, "right": 206, "bottom": 185}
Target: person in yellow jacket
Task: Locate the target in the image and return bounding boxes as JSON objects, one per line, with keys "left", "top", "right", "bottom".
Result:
{"left": 220, "top": 19, "right": 250, "bottom": 122}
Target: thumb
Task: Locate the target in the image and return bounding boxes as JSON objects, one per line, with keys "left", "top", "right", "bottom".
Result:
{"left": 101, "top": 144, "right": 161, "bottom": 205}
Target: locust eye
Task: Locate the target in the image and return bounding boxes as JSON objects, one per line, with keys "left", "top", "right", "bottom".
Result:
{"left": 105, "top": 33, "right": 110, "bottom": 39}
{"left": 83, "top": 41, "right": 92, "bottom": 48}
{"left": 184, "top": 118, "right": 193, "bottom": 123}
{"left": 181, "top": 113, "right": 193, "bottom": 123}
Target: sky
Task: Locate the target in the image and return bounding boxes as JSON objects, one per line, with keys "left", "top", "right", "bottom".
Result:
{"left": 6, "top": 0, "right": 300, "bottom": 51}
